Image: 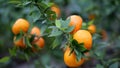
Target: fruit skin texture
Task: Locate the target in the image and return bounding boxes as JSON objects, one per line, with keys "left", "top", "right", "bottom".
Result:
{"left": 73, "top": 30, "right": 92, "bottom": 50}
{"left": 34, "top": 37, "right": 45, "bottom": 48}
{"left": 51, "top": 5, "right": 61, "bottom": 18}
{"left": 30, "top": 27, "right": 40, "bottom": 36}
{"left": 64, "top": 48, "right": 84, "bottom": 67}
{"left": 13, "top": 37, "right": 25, "bottom": 48}
{"left": 32, "top": 37, "right": 45, "bottom": 52}
{"left": 68, "top": 15, "right": 83, "bottom": 34}
{"left": 12, "top": 18, "right": 30, "bottom": 35}
{"left": 32, "top": 37, "right": 45, "bottom": 48}
{"left": 88, "top": 24, "right": 96, "bottom": 34}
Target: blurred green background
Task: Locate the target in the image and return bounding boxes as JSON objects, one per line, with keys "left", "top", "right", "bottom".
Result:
{"left": 0, "top": 0, "right": 120, "bottom": 68}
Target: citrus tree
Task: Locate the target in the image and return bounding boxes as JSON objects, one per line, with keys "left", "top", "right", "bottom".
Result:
{"left": 0, "top": 0, "right": 120, "bottom": 68}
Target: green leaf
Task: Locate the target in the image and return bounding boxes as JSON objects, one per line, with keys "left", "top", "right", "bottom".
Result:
{"left": 69, "top": 48, "right": 74, "bottom": 56}
{"left": 72, "top": 39, "right": 78, "bottom": 46}
{"left": 78, "top": 43, "right": 88, "bottom": 52}
{"left": 29, "top": 35, "right": 35, "bottom": 43}
{"left": 9, "top": 47, "right": 17, "bottom": 56}
{"left": 16, "top": 4, "right": 22, "bottom": 7}
{"left": 8, "top": 1, "right": 21, "bottom": 4}
{"left": 72, "top": 40, "right": 88, "bottom": 53}
{"left": 74, "top": 49, "right": 82, "bottom": 61}
{"left": 41, "top": 2, "right": 48, "bottom": 9}
{"left": 64, "top": 26, "right": 74, "bottom": 33}
{"left": 65, "top": 18, "right": 71, "bottom": 26}
{"left": 31, "top": 11, "right": 40, "bottom": 22}
{"left": 15, "top": 30, "right": 24, "bottom": 41}
{"left": 109, "top": 62, "right": 119, "bottom": 68}
{"left": 71, "top": 40, "right": 88, "bottom": 61}
{"left": 55, "top": 20, "right": 61, "bottom": 28}
{"left": 95, "top": 51, "right": 101, "bottom": 57}
{"left": 24, "top": 53, "right": 29, "bottom": 61}
{"left": 46, "top": 10, "right": 56, "bottom": 20}
{"left": 40, "top": 25, "right": 47, "bottom": 36}
{"left": 41, "top": 54, "right": 50, "bottom": 67}
{"left": 82, "top": 22, "right": 87, "bottom": 26}
{"left": 95, "top": 50, "right": 105, "bottom": 59}
{"left": 0, "top": 40, "right": 4, "bottom": 45}
{"left": 93, "top": 33, "right": 101, "bottom": 40}
{"left": 81, "top": 22, "right": 88, "bottom": 29}
{"left": 47, "top": 3, "right": 54, "bottom": 7}
{"left": 48, "top": 26, "right": 56, "bottom": 29}
{"left": 51, "top": 37, "right": 61, "bottom": 49}
{"left": 22, "top": 1, "right": 32, "bottom": 6}
{"left": 49, "top": 28, "right": 63, "bottom": 37}
{"left": 38, "top": 2, "right": 48, "bottom": 11}
{"left": 61, "top": 18, "right": 70, "bottom": 29}
{"left": 0, "top": 56, "right": 10, "bottom": 63}
{"left": 96, "top": 64, "right": 104, "bottom": 68}
{"left": 88, "top": 20, "right": 94, "bottom": 25}
{"left": 24, "top": 36, "right": 32, "bottom": 47}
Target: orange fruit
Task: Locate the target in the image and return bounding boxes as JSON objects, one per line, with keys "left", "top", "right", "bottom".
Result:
{"left": 12, "top": 18, "right": 30, "bottom": 35}
{"left": 30, "top": 26, "right": 40, "bottom": 36}
{"left": 64, "top": 47, "right": 84, "bottom": 67}
{"left": 73, "top": 30, "right": 92, "bottom": 50}
{"left": 88, "top": 24, "right": 96, "bottom": 34}
{"left": 68, "top": 15, "right": 83, "bottom": 34}
{"left": 88, "top": 14, "right": 95, "bottom": 20}
{"left": 34, "top": 37, "right": 45, "bottom": 48}
{"left": 101, "top": 30, "right": 107, "bottom": 40}
{"left": 13, "top": 36, "right": 25, "bottom": 48}
{"left": 51, "top": 5, "right": 61, "bottom": 18}
{"left": 32, "top": 37, "right": 45, "bottom": 52}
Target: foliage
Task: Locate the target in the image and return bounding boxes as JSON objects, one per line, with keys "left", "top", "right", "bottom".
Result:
{"left": 0, "top": 0, "right": 120, "bottom": 68}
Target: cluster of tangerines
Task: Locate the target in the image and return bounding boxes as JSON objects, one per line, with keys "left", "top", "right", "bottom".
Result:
{"left": 63, "top": 15, "right": 97, "bottom": 67}
{"left": 12, "top": 18, "right": 45, "bottom": 52}
{"left": 11, "top": 5, "right": 60, "bottom": 51}
{"left": 52, "top": 5, "right": 107, "bottom": 67}
{"left": 11, "top": 4, "right": 107, "bottom": 68}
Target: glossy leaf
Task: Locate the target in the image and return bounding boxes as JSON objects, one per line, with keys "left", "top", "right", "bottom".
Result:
{"left": 22, "top": 1, "right": 32, "bottom": 6}
{"left": 24, "top": 36, "right": 32, "bottom": 47}
{"left": 24, "top": 53, "right": 29, "bottom": 61}
{"left": 72, "top": 39, "right": 88, "bottom": 52}
{"left": 88, "top": 20, "right": 94, "bottom": 26}
{"left": 0, "top": 56, "right": 10, "bottom": 63}
{"left": 96, "top": 64, "right": 104, "bottom": 68}
{"left": 15, "top": 30, "right": 24, "bottom": 41}
{"left": 74, "top": 49, "right": 82, "bottom": 61}
{"left": 71, "top": 39, "right": 88, "bottom": 61}
{"left": 64, "top": 26, "right": 74, "bottom": 33}
{"left": 109, "top": 62, "right": 119, "bottom": 68}
{"left": 9, "top": 47, "right": 17, "bottom": 56}
{"left": 51, "top": 37, "right": 61, "bottom": 49}
{"left": 8, "top": 1, "right": 21, "bottom": 4}
{"left": 49, "top": 28, "right": 63, "bottom": 37}
{"left": 69, "top": 47, "right": 74, "bottom": 56}
{"left": 61, "top": 18, "right": 70, "bottom": 29}
{"left": 55, "top": 20, "right": 61, "bottom": 28}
